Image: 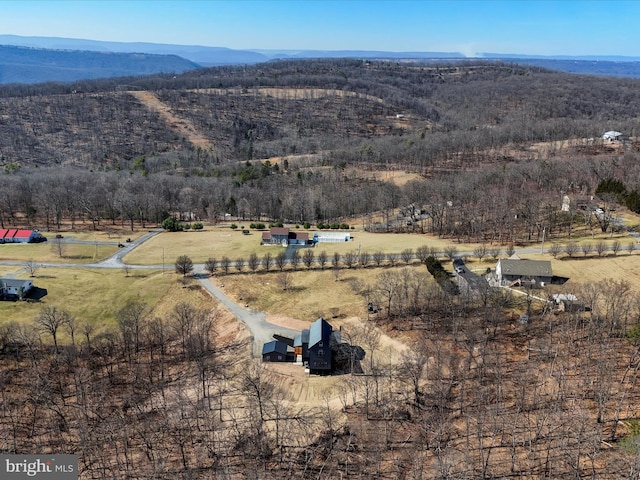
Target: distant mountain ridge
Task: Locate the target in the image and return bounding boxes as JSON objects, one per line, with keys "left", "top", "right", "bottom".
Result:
{"left": 3, "top": 34, "right": 640, "bottom": 84}
{"left": 0, "top": 43, "right": 200, "bottom": 84}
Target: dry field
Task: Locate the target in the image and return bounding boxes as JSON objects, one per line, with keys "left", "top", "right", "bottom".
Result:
{"left": 206, "top": 266, "right": 432, "bottom": 323}
{"left": 0, "top": 242, "right": 119, "bottom": 263}
{"left": 123, "top": 226, "right": 460, "bottom": 265}
{"left": 0, "top": 267, "right": 175, "bottom": 330}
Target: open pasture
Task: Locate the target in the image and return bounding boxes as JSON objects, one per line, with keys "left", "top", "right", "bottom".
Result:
{"left": 123, "top": 225, "right": 461, "bottom": 265}
{"left": 0, "top": 268, "right": 175, "bottom": 329}
{"left": 0, "top": 242, "right": 118, "bottom": 263}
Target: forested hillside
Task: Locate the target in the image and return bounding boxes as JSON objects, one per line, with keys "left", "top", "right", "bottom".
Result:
{"left": 1, "top": 59, "right": 640, "bottom": 243}
{"left": 0, "top": 44, "right": 200, "bottom": 84}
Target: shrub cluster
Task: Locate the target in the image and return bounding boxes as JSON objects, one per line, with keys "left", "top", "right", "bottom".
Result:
{"left": 249, "top": 223, "right": 266, "bottom": 230}
{"left": 316, "top": 222, "right": 350, "bottom": 230}
{"left": 161, "top": 217, "right": 184, "bottom": 232}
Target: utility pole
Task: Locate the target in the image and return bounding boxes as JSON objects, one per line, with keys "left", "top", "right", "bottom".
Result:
{"left": 540, "top": 227, "right": 546, "bottom": 254}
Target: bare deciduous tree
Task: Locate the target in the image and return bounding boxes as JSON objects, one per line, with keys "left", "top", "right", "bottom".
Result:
{"left": 581, "top": 242, "right": 593, "bottom": 257}
{"left": 474, "top": 244, "right": 488, "bottom": 261}
{"left": 235, "top": 257, "right": 245, "bottom": 272}
{"left": 275, "top": 251, "right": 287, "bottom": 271}
{"left": 25, "top": 260, "right": 39, "bottom": 278}
{"left": 262, "top": 252, "right": 272, "bottom": 271}
{"left": 50, "top": 237, "right": 66, "bottom": 258}
{"left": 289, "top": 250, "right": 300, "bottom": 270}
{"left": 401, "top": 248, "right": 414, "bottom": 264}
{"left": 564, "top": 242, "right": 579, "bottom": 258}
{"left": 302, "top": 248, "right": 314, "bottom": 269}
{"left": 416, "top": 245, "right": 430, "bottom": 263}
{"left": 220, "top": 256, "right": 231, "bottom": 274}
{"left": 317, "top": 250, "right": 328, "bottom": 270}
{"left": 359, "top": 250, "right": 370, "bottom": 268}
{"left": 444, "top": 246, "right": 458, "bottom": 260}
{"left": 611, "top": 239, "right": 621, "bottom": 256}
{"left": 34, "top": 306, "right": 69, "bottom": 354}
{"left": 175, "top": 255, "right": 194, "bottom": 277}
{"left": 343, "top": 250, "right": 356, "bottom": 269}
{"left": 204, "top": 257, "right": 218, "bottom": 276}
{"left": 248, "top": 252, "right": 259, "bottom": 272}
{"left": 277, "top": 272, "right": 293, "bottom": 291}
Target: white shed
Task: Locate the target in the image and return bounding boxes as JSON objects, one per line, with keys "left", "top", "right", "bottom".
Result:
{"left": 602, "top": 131, "right": 623, "bottom": 141}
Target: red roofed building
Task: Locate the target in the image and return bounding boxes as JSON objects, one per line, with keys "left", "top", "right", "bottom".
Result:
{"left": 0, "top": 229, "right": 47, "bottom": 244}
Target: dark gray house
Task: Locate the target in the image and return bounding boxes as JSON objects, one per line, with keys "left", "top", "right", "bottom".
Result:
{"left": 261, "top": 340, "right": 290, "bottom": 362}
{"left": 308, "top": 318, "right": 333, "bottom": 374}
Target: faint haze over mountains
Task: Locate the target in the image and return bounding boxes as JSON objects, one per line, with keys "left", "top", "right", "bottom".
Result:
{"left": 2, "top": 34, "right": 640, "bottom": 84}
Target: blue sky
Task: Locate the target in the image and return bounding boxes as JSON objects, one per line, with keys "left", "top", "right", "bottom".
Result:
{"left": 2, "top": 0, "right": 639, "bottom": 56}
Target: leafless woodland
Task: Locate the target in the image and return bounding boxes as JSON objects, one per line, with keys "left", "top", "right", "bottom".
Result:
{"left": 2, "top": 60, "right": 640, "bottom": 478}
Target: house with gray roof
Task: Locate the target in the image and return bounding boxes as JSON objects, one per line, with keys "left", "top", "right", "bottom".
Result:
{"left": 308, "top": 318, "right": 333, "bottom": 374}
{"left": 495, "top": 259, "right": 552, "bottom": 287}
{"left": 261, "top": 340, "right": 291, "bottom": 362}
{"left": 0, "top": 278, "right": 33, "bottom": 300}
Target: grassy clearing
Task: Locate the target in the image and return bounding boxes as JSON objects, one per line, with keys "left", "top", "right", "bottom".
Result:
{"left": 0, "top": 268, "right": 176, "bottom": 330}
{"left": 0, "top": 243, "right": 118, "bottom": 263}
{"left": 210, "top": 264, "right": 433, "bottom": 323}
{"left": 527, "top": 250, "right": 640, "bottom": 291}
{"left": 123, "top": 226, "right": 463, "bottom": 266}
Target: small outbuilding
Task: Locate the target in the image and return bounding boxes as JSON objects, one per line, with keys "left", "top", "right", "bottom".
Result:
{"left": 312, "top": 232, "right": 350, "bottom": 243}
{"left": 261, "top": 340, "right": 291, "bottom": 362}
{"left": 602, "top": 130, "right": 624, "bottom": 142}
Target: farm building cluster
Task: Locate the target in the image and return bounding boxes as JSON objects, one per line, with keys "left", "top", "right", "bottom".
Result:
{"left": 260, "top": 227, "right": 350, "bottom": 246}
{"left": 262, "top": 318, "right": 364, "bottom": 375}
{"left": 0, "top": 229, "right": 47, "bottom": 244}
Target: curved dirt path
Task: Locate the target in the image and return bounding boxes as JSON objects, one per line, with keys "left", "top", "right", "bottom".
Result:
{"left": 129, "top": 90, "right": 213, "bottom": 149}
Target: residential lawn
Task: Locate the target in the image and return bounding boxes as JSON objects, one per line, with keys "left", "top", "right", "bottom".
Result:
{"left": 0, "top": 268, "right": 177, "bottom": 332}
{"left": 0, "top": 243, "right": 119, "bottom": 263}
{"left": 520, "top": 250, "right": 640, "bottom": 292}
{"left": 208, "top": 264, "right": 434, "bottom": 323}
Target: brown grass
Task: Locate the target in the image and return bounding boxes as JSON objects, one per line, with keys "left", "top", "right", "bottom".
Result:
{"left": 0, "top": 242, "right": 119, "bottom": 263}
{"left": 123, "top": 226, "right": 464, "bottom": 266}
{"left": 0, "top": 268, "right": 174, "bottom": 330}
{"left": 207, "top": 264, "right": 433, "bottom": 325}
